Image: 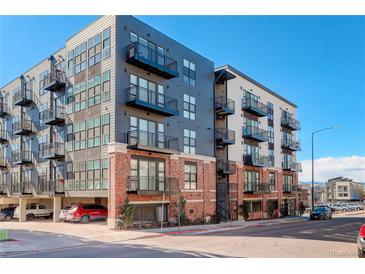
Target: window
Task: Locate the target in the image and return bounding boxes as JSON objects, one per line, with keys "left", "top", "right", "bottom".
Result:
{"left": 74, "top": 121, "right": 86, "bottom": 151}
{"left": 38, "top": 70, "right": 49, "bottom": 96}
{"left": 184, "top": 129, "right": 196, "bottom": 154}
{"left": 183, "top": 94, "right": 196, "bottom": 120}
{"left": 244, "top": 144, "right": 259, "bottom": 157}
{"left": 130, "top": 116, "right": 164, "bottom": 148}
{"left": 245, "top": 201, "right": 262, "bottom": 212}
{"left": 66, "top": 124, "right": 73, "bottom": 152}
{"left": 86, "top": 116, "right": 101, "bottom": 148}
{"left": 244, "top": 170, "right": 259, "bottom": 192}
{"left": 101, "top": 159, "right": 109, "bottom": 189}
{"left": 282, "top": 153, "right": 292, "bottom": 169}
{"left": 88, "top": 33, "right": 102, "bottom": 67}
{"left": 73, "top": 161, "right": 86, "bottom": 190}
{"left": 38, "top": 135, "right": 47, "bottom": 157}
{"left": 130, "top": 32, "right": 138, "bottom": 43}
{"left": 183, "top": 59, "right": 196, "bottom": 86}
{"left": 101, "top": 114, "right": 110, "bottom": 145}
{"left": 67, "top": 50, "right": 74, "bottom": 77}
{"left": 87, "top": 159, "right": 102, "bottom": 190}
{"left": 267, "top": 102, "right": 274, "bottom": 120}
{"left": 268, "top": 125, "right": 274, "bottom": 144}
{"left": 87, "top": 74, "right": 101, "bottom": 108}
{"left": 283, "top": 175, "right": 293, "bottom": 192}
{"left": 12, "top": 87, "right": 20, "bottom": 109}
{"left": 73, "top": 81, "right": 86, "bottom": 112}
{"left": 269, "top": 173, "right": 276, "bottom": 191}
{"left": 66, "top": 87, "right": 73, "bottom": 114}
{"left": 102, "top": 27, "right": 111, "bottom": 59}
{"left": 184, "top": 162, "right": 197, "bottom": 190}
{"left": 102, "top": 71, "right": 110, "bottom": 102}
{"left": 130, "top": 158, "right": 165, "bottom": 191}
{"left": 269, "top": 149, "right": 275, "bottom": 167}
{"left": 38, "top": 103, "right": 47, "bottom": 123}
{"left": 129, "top": 74, "right": 165, "bottom": 107}
{"left": 74, "top": 42, "right": 87, "bottom": 74}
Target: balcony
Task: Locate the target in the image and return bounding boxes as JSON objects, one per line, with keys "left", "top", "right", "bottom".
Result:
{"left": 281, "top": 116, "right": 300, "bottom": 131}
{"left": 215, "top": 96, "right": 235, "bottom": 117}
{"left": 243, "top": 154, "right": 269, "bottom": 167}
{"left": 216, "top": 128, "right": 235, "bottom": 146}
{"left": 126, "top": 42, "right": 178, "bottom": 79}
{"left": 217, "top": 159, "right": 236, "bottom": 175}
{"left": 0, "top": 157, "right": 7, "bottom": 169}
{"left": 13, "top": 88, "right": 33, "bottom": 106}
{"left": 41, "top": 106, "right": 65, "bottom": 126}
{"left": 242, "top": 97, "right": 268, "bottom": 117}
{"left": 244, "top": 182, "right": 271, "bottom": 194}
{"left": 242, "top": 126, "right": 268, "bottom": 142}
{"left": 127, "top": 176, "right": 178, "bottom": 194}
{"left": 38, "top": 179, "right": 65, "bottom": 195}
{"left": 126, "top": 130, "right": 178, "bottom": 154}
{"left": 0, "top": 182, "right": 7, "bottom": 196}
{"left": 0, "top": 103, "right": 8, "bottom": 117}
{"left": 10, "top": 181, "right": 33, "bottom": 195}
{"left": 12, "top": 119, "right": 33, "bottom": 136}
{"left": 0, "top": 130, "right": 8, "bottom": 143}
{"left": 281, "top": 138, "right": 301, "bottom": 151}
{"left": 125, "top": 85, "right": 178, "bottom": 116}
{"left": 40, "top": 142, "right": 65, "bottom": 160}
{"left": 12, "top": 151, "right": 32, "bottom": 165}
{"left": 282, "top": 161, "right": 302, "bottom": 172}
{"left": 43, "top": 70, "right": 66, "bottom": 92}
{"left": 283, "top": 184, "right": 300, "bottom": 193}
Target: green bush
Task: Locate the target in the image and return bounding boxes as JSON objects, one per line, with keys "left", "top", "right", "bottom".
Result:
{"left": 116, "top": 198, "right": 134, "bottom": 230}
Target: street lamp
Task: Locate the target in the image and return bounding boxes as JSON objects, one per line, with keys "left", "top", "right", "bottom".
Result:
{"left": 311, "top": 125, "right": 340, "bottom": 210}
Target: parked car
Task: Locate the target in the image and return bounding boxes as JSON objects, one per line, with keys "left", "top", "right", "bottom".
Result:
{"left": 358, "top": 224, "right": 365, "bottom": 258}
{"left": 66, "top": 203, "right": 107, "bottom": 224}
{"left": 59, "top": 206, "right": 72, "bottom": 221}
{"left": 0, "top": 207, "right": 16, "bottom": 221}
{"left": 348, "top": 203, "right": 362, "bottom": 211}
{"left": 14, "top": 204, "right": 53, "bottom": 220}
{"left": 310, "top": 207, "right": 332, "bottom": 220}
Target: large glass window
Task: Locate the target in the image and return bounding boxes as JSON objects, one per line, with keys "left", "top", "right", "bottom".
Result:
{"left": 268, "top": 125, "right": 274, "bottom": 144}
{"left": 129, "top": 74, "right": 165, "bottom": 107}
{"left": 244, "top": 170, "right": 259, "bottom": 192}
{"left": 283, "top": 175, "right": 293, "bottom": 192}
{"left": 183, "top": 59, "right": 196, "bottom": 86}
{"left": 184, "top": 162, "right": 197, "bottom": 190}
{"left": 102, "top": 27, "right": 111, "bottom": 59}
{"left": 130, "top": 116, "right": 164, "bottom": 148}
{"left": 267, "top": 102, "right": 274, "bottom": 120}
{"left": 74, "top": 121, "right": 86, "bottom": 151}
{"left": 73, "top": 81, "right": 87, "bottom": 112}
{"left": 102, "top": 71, "right": 110, "bottom": 102}
{"left": 86, "top": 116, "right": 101, "bottom": 148}
{"left": 269, "top": 149, "right": 275, "bottom": 167}
{"left": 74, "top": 42, "right": 87, "bottom": 74}
{"left": 130, "top": 157, "right": 165, "bottom": 191}
{"left": 38, "top": 70, "right": 49, "bottom": 96}
{"left": 269, "top": 173, "right": 276, "bottom": 191}
{"left": 101, "top": 113, "right": 110, "bottom": 145}
{"left": 87, "top": 74, "right": 101, "bottom": 108}
{"left": 183, "top": 129, "right": 196, "bottom": 154}
{"left": 88, "top": 33, "right": 102, "bottom": 67}
{"left": 183, "top": 94, "right": 196, "bottom": 120}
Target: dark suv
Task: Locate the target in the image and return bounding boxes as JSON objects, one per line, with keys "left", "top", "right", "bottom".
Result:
{"left": 310, "top": 206, "right": 332, "bottom": 220}
{"left": 0, "top": 207, "right": 16, "bottom": 221}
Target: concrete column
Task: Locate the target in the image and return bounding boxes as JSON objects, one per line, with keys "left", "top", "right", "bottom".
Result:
{"left": 19, "top": 197, "right": 27, "bottom": 222}
{"left": 53, "top": 196, "right": 62, "bottom": 222}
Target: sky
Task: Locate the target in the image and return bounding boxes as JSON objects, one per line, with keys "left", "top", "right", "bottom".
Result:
{"left": 1, "top": 16, "right": 365, "bottom": 182}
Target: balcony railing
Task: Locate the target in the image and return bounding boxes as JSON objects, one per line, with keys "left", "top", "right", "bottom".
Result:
{"left": 0, "top": 181, "right": 7, "bottom": 195}
{"left": 40, "top": 142, "right": 65, "bottom": 160}
{"left": 126, "top": 85, "right": 178, "bottom": 116}
{"left": 281, "top": 115, "right": 300, "bottom": 131}
{"left": 13, "top": 88, "right": 33, "bottom": 106}
{"left": 12, "top": 151, "right": 32, "bottom": 165}
{"left": 12, "top": 119, "right": 33, "bottom": 135}
{"left": 10, "top": 181, "right": 33, "bottom": 195}
{"left": 242, "top": 126, "right": 268, "bottom": 142}
{"left": 126, "top": 42, "right": 178, "bottom": 79}
{"left": 40, "top": 106, "right": 65, "bottom": 126}
{"left": 38, "top": 179, "right": 65, "bottom": 195}
{"left": 0, "top": 103, "right": 8, "bottom": 117}
{"left": 127, "top": 130, "right": 178, "bottom": 154}
{"left": 281, "top": 138, "right": 301, "bottom": 151}
{"left": 127, "top": 176, "right": 178, "bottom": 194}
{"left": 283, "top": 184, "right": 300, "bottom": 193}
{"left": 217, "top": 159, "right": 236, "bottom": 175}
{"left": 242, "top": 97, "right": 268, "bottom": 117}
{"left": 282, "top": 161, "right": 302, "bottom": 172}
{"left": 0, "top": 157, "right": 7, "bottom": 168}
{"left": 43, "top": 70, "right": 66, "bottom": 92}
{"left": 216, "top": 128, "right": 235, "bottom": 145}
{"left": 0, "top": 129, "right": 8, "bottom": 143}
{"left": 244, "top": 182, "right": 271, "bottom": 194}
{"left": 215, "top": 96, "right": 235, "bottom": 116}
{"left": 243, "top": 154, "right": 269, "bottom": 167}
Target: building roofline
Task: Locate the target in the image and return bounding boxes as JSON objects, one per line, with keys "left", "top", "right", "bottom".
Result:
{"left": 0, "top": 46, "right": 65, "bottom": 90}
{"left": 215, "top": 64, "right": 297, "bottom": 108}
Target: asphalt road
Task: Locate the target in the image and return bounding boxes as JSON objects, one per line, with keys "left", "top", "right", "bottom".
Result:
{"left": 4, "top": 214, "right": 364, "bottom": 258}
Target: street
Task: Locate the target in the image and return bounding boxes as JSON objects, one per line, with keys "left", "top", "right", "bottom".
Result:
{"left": 1, "top": 212, "right": 364, "bottom": 258}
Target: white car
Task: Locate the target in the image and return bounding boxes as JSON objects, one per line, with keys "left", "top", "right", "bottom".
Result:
{"left": 59, "top": 206, "right": 72, "bottom": 221}
{"left": 14, "top": 204, "right": 53, "bottom": 220}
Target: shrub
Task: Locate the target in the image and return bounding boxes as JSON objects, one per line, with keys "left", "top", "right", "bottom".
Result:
{"left": 116, "top": 198, "right": 134, "bottom": 230}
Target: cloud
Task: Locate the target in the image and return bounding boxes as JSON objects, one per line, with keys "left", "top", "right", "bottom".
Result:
{"left": 299, "top": 156, "right": 365, "bottom": 183}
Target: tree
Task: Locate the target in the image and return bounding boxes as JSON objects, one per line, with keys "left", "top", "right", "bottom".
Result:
{"left": 177, "top": 196, "right": 189, "bottom": 225}
{"left": 241, "top": 202, "right": 249, "bottom": 221}
{"left": 117, "top": 198, "right": 134, "bottom": 230}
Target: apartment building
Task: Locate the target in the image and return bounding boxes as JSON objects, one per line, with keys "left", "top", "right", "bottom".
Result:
{"left": 0, "top": 16, "right": 217, "bottom": 228}
{"left": 326, "top": 177, "right": 364, "bottom": 203}
{"left": 215, "top": 65, "right": 301, "bottom": 221}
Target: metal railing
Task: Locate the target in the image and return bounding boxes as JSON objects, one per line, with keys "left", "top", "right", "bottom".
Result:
{"left": 282, "top": 161, "right": 302, "bottom": 172}
{"left": 127, "top": 130, "right": 178, "bottom": 151}
{"left": 10, "top": 181, "right": 32, "bottom": 194}
{"left": 13, "top": 88, "right": 33, "bottom": 103}
{"left": 0, "top": 103, "right": 8, "bottom": 115}
{"left": 215, "top": 96, "right": 235, "bottom": 114}
{"left": 217, "top": 159, "right": 236, "bottom": 174}
{"left": 40, "top": 142, "right": 65, "bottom": 158}
{"left": 243, "top": 154, "right": 269, "bottom": 166}
{"left": 40, "top": 106, "right": 65, "bottom": 122}
{"left": 126, "top": 85, "right": 178, "bottom": 113}
{"left": 216, "top": 128, "right": 235, "bottom": 143}
{"left": 12, "top": 119, "right": 32, "bottom": 133}
{"left": 127, "top": 42, "right": 178, "bottom": 74}
{"left": 12, "top": 151, "right": 32, "bottom": 163}
{"left": 43, "top": 70, "right": 66, "bottom": 88}
{"left": 244, "top": 182, "right": 271, "bottom": 193}
{"left": 281, "top": 138, "right": 301, "bottom": 150}
{"left": 38, "top": 179, "right": 65, "bottom": 194}
{"left": 242, "top": 97, "right": 268, "bottom": 116}
{"left": 0, "top": 129, "right": 8, "bottom": 141}
{"left": 242, "top": 126, "right": 268, "bottom": 141}
{"left": 281, "top": 115, "right": 300, "bottom": 130}
{"left": 0, "top": 181, "right": 7, "bottom": 194}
